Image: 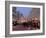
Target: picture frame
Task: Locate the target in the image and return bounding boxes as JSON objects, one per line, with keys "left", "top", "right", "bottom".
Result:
{"left": 5, "top": 1, "right": 45, "bottom": 37}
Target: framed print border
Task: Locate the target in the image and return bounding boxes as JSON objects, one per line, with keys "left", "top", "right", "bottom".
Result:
{"left": 5, "top": 1, "right": 45, "bottom": 37}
